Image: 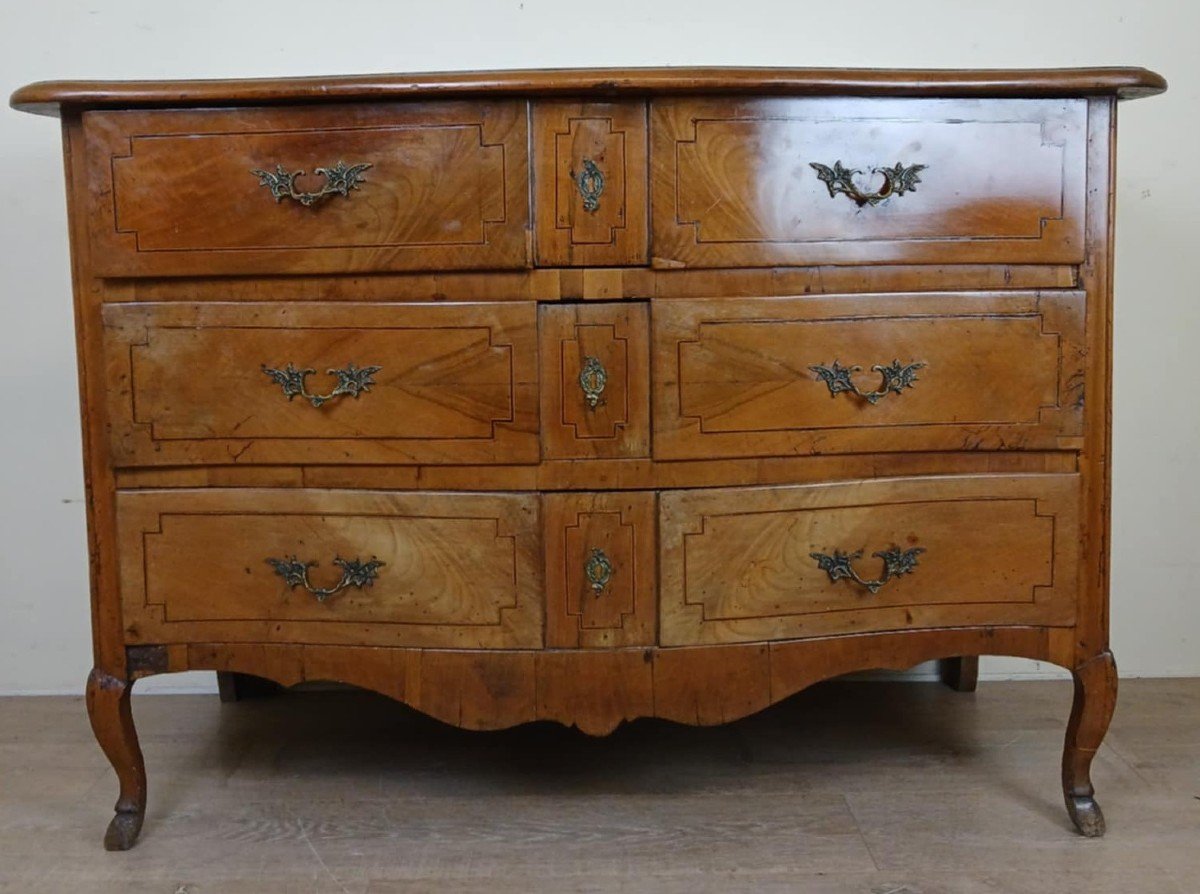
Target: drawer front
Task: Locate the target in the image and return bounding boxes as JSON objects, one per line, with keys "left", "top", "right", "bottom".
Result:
{"left": 103, "top": 302, "right": 539, "bottom": 466}
{"left": 653, "top": 292, "right": 1084, "bottom": 460}
{"left": 533, "top": 101, "right": 649, "bottom": 266}
{"left": 652, "top": 97, "right": 1086, "bottom": 267}
{"left": 117, "top": 489, "right": 543, "bottom": 648}
{"left": 85, "top": 102, "right": 529, "bottom": 276}
{"left": 540, "top": 303, "right": 651, "bottom": 459}
{"left": 660, "top": 475, "right": 1079, "bottom": 646}
{"left": 545, "top": 492, "right": 657, "bottom": 648}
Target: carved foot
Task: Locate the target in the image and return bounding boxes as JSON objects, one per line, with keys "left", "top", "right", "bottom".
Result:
{"left": 87, "top": 668, "right": 147, "bottom": 850}
{"left": 104, "top": 809, "right": 145, "bottom": 851}
{"left": 1062, "top": 651, "right": 1117, "bottom": 838}
{"left": 1066, "top": 795, "right": 1106, "bottom": 838}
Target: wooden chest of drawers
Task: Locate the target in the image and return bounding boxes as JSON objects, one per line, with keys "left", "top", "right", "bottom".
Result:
{"left": 11, "top": 65, "right": 1165, "bottom": 850}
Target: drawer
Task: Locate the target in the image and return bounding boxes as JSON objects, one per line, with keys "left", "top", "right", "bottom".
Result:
{"left": 653, "top": 292, "right": 1084, "bottom": 460}
{"left": 545, "top": 492, "right": 657, "bottom": 648}
{"left": 659, "top": 475, "right": 1079, "bottom": 646}
{"left": 532, "top": 101, "right": 648, "bottom": 266}
{"left": 103, "top": 302, "right": 539, "bottom": 466}
{"left": 651, "top": 97, "right": 1086, "bottom": 268}
{"left": 540, "top": 303, "right": 651, "bottom": 459}
{"left": 116, "top": 489, "right": 543, "bottom": 648}
{"left": 84, "top": 102, "right": 530, "bottom": 276}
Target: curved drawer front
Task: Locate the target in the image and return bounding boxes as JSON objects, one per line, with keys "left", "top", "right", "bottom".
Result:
{"left": 84, "top": 102, "right": 529, "bottom": 276}
{"left": 544, "top": 491, "right": 658, "bottom": 649}
{"left": 102, "top": 302, "right": 538, "bottom": 466}
{"left": 652, "top": 97, "right": 1086, "bottom": 267}
{"left": 116, "top": 489, "right": 543, "bottom": 648}
{"left": 653, "top": 292, "right": 1085, "bottom": 459}
{"left": 659, "top": 475, "right": 1079, "bottom": 646}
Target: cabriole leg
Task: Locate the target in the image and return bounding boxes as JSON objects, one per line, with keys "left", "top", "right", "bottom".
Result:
{"left": 86, "top": 668, "right": 147, "bottom": 850}
{"left": 1062, "top": 650, "right": 1117, "bottom": 837}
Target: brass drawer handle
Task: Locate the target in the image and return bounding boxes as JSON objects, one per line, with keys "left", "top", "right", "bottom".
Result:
{"left": 810, "top": 546, "right": 924, "bottom": 595}
{"left": 584, "top": 548, "right": 613, "bottom": 595}
{"left": 575, "top": 158, "right": 604, "bottom": 212}
{"left": 810, "top": 359, "right": 925, "bottom": 405}
{"left": 266, "top": 555, "right": 385, "bottom": 603}
{"left": 252, "top": 161, "right": 373, "bottom": 207}
{"left": 810, "top": 161, "right": 926, "bottom": 208}
{"left": 579, "top": 355, "right": 607, "bottom": 409}
{"left": 262, "top": 362, "right": 381, "bottom": 408}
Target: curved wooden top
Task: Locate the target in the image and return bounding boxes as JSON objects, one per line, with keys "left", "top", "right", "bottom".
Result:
{"left": 11, "top": 66, "right": 1167, "bottom": 116}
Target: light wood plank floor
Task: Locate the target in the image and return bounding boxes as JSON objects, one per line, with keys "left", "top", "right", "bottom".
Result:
{"left": 1, "top": 678, "right": 1196, "bottom": 893}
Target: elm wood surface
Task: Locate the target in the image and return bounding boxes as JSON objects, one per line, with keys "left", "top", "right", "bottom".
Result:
{"left": 85, "top": 669, "right": 145, "bottom": 851}
{"left": 110, "top": 263, "right": 1078, "bottom": 304}
{"left": 130, "top": 626, "right": 1075, "bottom": 736}
{"left": 533, "top": 101, "right": 648, "bottom": 266}
{"left": 659, "top": 475, "right": 1079, "bottom": 646}
{"left": 544, "top": 491, "right": 657, "bottom": 649}
{"left": 653, "top": 292, "right": 1085, "bottom": 460}
{"left": 651, "top": 98, "right": 1087, "bottom": 268}
{"left": 11, "top": 67, "right": 1164, "bottom": 849}
{"left": 102, "top": 301, "right": 539, "bottom": 467}
{"left": 115, "top": 450, "right": 1078, "bottom": 491}
{"left": 84, "top": 103, "right": 530, "bottom": 276}
{"left": 1064, "top": 650, "right": 1119, "bottom": 837}
{"left": 1076, "top": 99, "right": 1118, "bottom": 682}
{"left": 539, "top": 302, "right": 651, "bottom": 459}
{"left": 10, "top": 66, "right": 1167, "bottom": 116}
{"left": 116, "top": 489, "right": 544, "bottom": 649}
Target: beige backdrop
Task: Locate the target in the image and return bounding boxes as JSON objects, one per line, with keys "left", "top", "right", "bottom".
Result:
{"left": 1, "top": 0, "right": 1195, "bottom": 693}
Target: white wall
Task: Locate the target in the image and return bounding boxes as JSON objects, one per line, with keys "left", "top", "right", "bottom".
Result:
{"left": 1, "top": 0, "right": 1196, "bottom": 694}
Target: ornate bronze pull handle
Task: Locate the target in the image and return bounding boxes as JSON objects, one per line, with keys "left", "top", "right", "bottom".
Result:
{"left": 575, "top": 158, "right": 604, "bottom": 212}
{"left": 266, "top": 555, "right": 384, "bottom": 603}
{"left": 251, "top": 161, "right": 373, "bottom": 207}
{"left": 810, "top": 359, "right": 925, "bottom": 406}
{"left": 810, "top": 546, "right": 924, "bottom": 595}
{"left": 810, "top": 161, "right": 926, "bottom": 208}
{"left": 578, "top": 356, "right": 607, "bottom": 409}
{"left": 262, "top": 363, "right": 381, "bottom": 408}
{"left": 584, "top": 548, "right": 613, "bottom": 595}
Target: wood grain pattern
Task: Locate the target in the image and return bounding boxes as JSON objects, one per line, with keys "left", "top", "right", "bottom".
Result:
{"left": 14, "top": 68, "right": 1165, "bottom": 847}
{"left": 11, "top": 66, "right": 1167, "bottom": 117}
{"left": 116, "top": 450, "right": 1078, "bottom": 491}
{"left": 111, "top": 263, "right": 1077, "bottom": 305}
{"left": 533, "top": 102, "right": 648, "bottom": 266}
{"left": 84, "top": 103, "right": 530, "bottom": 276}
{"left": 652, "top": 98, "right": 1087, "bottom": 268}
{"left": 540, "top": 302, "right": 650, "bottom": 459}
{"left": 168, "top": 625, "right": 1068, "bottom": 734}
{"left": 1063, "top": 650, "right": 1118, "bottom": 836}
{"left": 85, "top": 668, "right": 145, "bottom": 850}
{"left": 116, "top": 489, "right": 544, "bottom": 649}
{"left": 545, "top": 492, "right": 657, "bottom": 648}
{"left": 102, "top": 301, "right": 539, "bottom": 467}
{"left": 653, "top": 292, "right": 1086, "bottom": 459}
{"left": 659, "top": 475, "right": 1080, "bottom": 646}
{"left": 60, "top": 112, "right": 129, "bottom": 676}
{"left": 1074, "top": 99, "right": 1117, "bottom": 668}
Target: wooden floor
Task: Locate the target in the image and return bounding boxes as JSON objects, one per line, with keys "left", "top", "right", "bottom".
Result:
{"left": 0, "top": 678, "right": 1196, "bottom": 893}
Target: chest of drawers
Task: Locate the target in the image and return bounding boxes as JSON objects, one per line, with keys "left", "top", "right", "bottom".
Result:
{"left": 11, "top": 66, "right": 1165, "bottom": 850}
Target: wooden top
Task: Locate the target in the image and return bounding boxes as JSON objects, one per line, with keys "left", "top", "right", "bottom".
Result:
{"left": 10, "top": 66, "right": 1167, "bottom": 116}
